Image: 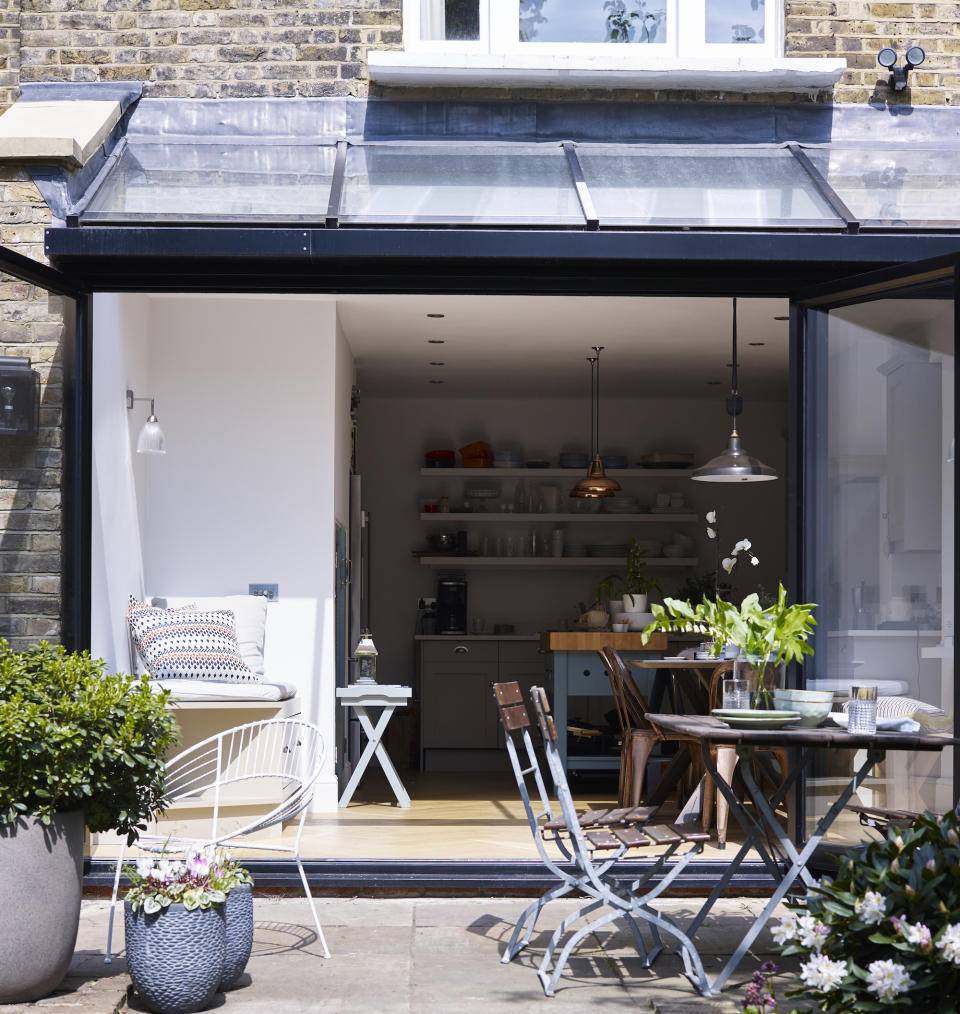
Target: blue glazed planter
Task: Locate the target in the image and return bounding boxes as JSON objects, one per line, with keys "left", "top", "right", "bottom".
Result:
{"left": 220, "top": 885, "right": 254, "bottom": 990}
{"left": 124, "top": 901, "right": 225, "bottom": 1014}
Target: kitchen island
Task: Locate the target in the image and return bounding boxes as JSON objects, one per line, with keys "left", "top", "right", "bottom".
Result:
{"left": 541, "top": 631, "right": 668, "bottom": 773}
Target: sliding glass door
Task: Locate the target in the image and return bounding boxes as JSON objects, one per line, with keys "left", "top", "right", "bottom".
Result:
{"left": 796, "top": 261, "right": 957, "bottom": 843}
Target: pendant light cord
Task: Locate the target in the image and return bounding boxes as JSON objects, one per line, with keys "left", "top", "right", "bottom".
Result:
{"left": 730, "top": 297, "right": 739, "bottom": 437}
{"left": 593, "top": 345, "right": 604, "bottom": 459}
{"left": 587, "top": 353, "right": 598, "bottom": 459}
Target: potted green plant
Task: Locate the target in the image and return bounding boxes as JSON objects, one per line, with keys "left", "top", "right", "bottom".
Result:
{"left": 641, "top": 583, "right": 816, "bottom": 707}
{"left": 124, "top": 848, "right": 254, "bottom": 1012}
{"left": 598, "top": 537, "right": 663, "bottom": 613}
{"left": 0, "top": 640, "right": 178, "bottom": 1004}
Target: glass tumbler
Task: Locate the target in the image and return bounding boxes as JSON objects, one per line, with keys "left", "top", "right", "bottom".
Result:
{"left": 722, "top": 677, "right": 751, "bottom": 711}
{"left": 847, "top": 685, "right": 878, "bottom": 735}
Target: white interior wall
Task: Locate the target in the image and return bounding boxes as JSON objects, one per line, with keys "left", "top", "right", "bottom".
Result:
{"left": 357, "top": 393, "right": 788, "bottom": 689}
{"left": 90, "top": 293, "right": 151, "bottom": 672}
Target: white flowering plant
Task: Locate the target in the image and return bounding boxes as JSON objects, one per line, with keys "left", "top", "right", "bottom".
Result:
{"left": 770, "top": 809, "right": 960, "bottom": 1012}
{"left": 124, "top": 847, "right": 253, "bottom": 915}
{"left": 705, "top": 509, "right": 760, "bottom": 599}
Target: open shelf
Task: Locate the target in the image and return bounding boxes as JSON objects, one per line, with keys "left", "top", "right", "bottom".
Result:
{"left": 417, "top": 556, "right": 698, "bottom": 568}
{"left": 420, "top": 467, "right": 693, "bottom": 478}
{"left": 420, "top": 512, "right": 697, "bottom": 523}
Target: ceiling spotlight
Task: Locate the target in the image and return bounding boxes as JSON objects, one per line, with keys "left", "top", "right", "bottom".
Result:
{"left": 427, "top": 339, "right": 445, "bottom": 344}
{"left": 774, "top": 315, "right": 789, "bottom": 321}
{"left": 748, "top": 341, "right": 765, "bottom": 346}
{"left": 707, "top": 380, "right": 722, "bottom": 386}
{"left": 429, "top": 379, "right": 444, "bottom": 384}
{"left": 426, "top": 313, "right": 445, "bottom": 319}
{"left": 429, "top": 361, "right": 445, "bottom": 366}
{"left": 877, "top": 45, "right": 925, "bottom": 91}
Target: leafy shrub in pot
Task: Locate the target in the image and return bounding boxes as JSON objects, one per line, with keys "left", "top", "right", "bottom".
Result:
{"left": 0, "top": 640, "right": 179, "bottom": 1002}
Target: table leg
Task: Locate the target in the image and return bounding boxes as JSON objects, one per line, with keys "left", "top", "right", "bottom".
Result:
{"left": 686, "top": 745, "right": 885, "bottom": 995}
{"left": 338, "top": 705, "right": 411, "bottom": 808}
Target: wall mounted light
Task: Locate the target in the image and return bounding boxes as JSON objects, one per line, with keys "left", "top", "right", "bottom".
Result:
{"left": 126, "top": 389, "right": 166, "bottom": 455}
{"left": 878, "top": 45, "right": 925, "bottom": 91}
{"left": 0, "top": 356, "right": 40, "bottom": 436}
{"left": 692, "top": 298, "right": 777, "bottom": 483}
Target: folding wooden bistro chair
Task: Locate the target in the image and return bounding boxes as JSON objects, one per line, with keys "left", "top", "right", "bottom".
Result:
{"left": 492, "top": 681, "right": 712, "bottom": 996}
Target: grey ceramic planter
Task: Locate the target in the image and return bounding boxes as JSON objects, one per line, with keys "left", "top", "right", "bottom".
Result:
{"left": 0, "top": 810, "right": 84, "bottom": 1003}
{"left": 124, "top": 901, "right": 225, "bottom": 1014}
{"left": 220, "top": 884, "right": 254, "bottom": 990}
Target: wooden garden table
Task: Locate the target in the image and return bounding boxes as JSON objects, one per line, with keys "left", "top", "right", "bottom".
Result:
{"left": 645, "top": 713, "right": 958, "bottom": 996}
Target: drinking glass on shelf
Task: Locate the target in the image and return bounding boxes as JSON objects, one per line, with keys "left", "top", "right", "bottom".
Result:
{"left": 722, "top": 677, "right": 750, "bottom": 711}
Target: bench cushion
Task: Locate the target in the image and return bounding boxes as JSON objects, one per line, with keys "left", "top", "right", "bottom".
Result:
{"left": 151, "top": 679, "right": 296, "bottom": 702}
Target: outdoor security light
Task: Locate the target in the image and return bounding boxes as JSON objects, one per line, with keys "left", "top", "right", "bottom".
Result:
{"left": 126, "top": 388, "right": 166, "bottom": 454}
{"left": 877, "top": 45, "right": 925, "bottom": 91}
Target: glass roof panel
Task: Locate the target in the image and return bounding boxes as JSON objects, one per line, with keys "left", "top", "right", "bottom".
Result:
{"left": 576, "top": 144, "right": 843, "bottom": 227}
{"left": 339, "top": 143, "right": 584, "bottom": 225}
{"left": 805, "top": 146, "right": 960, "bottom": 227}
{"left": 81, "top": 141, "right": 338, "bottom": 223}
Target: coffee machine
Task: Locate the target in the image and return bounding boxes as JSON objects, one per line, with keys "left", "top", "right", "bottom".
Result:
{"left": 437, "top": 576, "right": 467, "bottom": 635}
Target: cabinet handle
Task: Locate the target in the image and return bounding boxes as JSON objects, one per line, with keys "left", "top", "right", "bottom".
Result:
{"left": 454, "top": 645, "right": 469, "bottom": 654}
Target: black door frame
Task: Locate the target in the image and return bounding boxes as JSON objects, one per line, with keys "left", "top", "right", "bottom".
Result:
{"left": 0, "top": 246, "right": 90, "bottom": 652}
{"left": 30, "top": 228, "right": 960, "bottom": 888}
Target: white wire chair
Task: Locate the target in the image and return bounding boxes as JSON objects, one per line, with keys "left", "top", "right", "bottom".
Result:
{"left": 105, "top": 718, "right": 329, "bottom": 962}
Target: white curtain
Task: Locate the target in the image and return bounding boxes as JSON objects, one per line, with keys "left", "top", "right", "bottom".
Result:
{"left": 422, "top": 0, "right": 446, "bottom": 39}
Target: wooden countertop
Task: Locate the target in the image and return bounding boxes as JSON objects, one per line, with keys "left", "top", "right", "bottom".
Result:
{"left": 540, "top": 631, "right": 667, "bottom": 652}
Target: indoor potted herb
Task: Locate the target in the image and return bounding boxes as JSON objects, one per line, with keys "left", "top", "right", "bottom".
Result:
{"left": 0, "top": 640, "right": 178, "bottom": 1004}
{"left": 598, "top": 537, "right": 663, "bottom": 613}
{"left": 124, "top": 848, "right": 255, "bottom": 1012}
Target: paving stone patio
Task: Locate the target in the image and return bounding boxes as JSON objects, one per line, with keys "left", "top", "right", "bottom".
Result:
{"left": 0, "top": 897, "right": 813, "bottom": 1013}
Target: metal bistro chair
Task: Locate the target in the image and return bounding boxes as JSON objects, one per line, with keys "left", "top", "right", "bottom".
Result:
{"left": 105, "top": 718, "right": 330, "bottom": 962}
{"left": 492, "top": 681, "right": 711, "bottom": 996}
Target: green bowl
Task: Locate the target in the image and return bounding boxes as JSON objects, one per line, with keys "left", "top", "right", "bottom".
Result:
{"left": 773, "top": 697, "right": 832, "bottom": 726}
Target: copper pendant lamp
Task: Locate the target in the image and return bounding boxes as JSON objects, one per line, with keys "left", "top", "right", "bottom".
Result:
{"left": 692, "top": 298, "right": 777, "bottom": 483}
{"left": 570, "top": 346, "right": 621, "bottom": 499}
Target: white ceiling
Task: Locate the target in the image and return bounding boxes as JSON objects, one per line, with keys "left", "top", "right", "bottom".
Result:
{"left": 335, "top": 294, "right": 791, "bottom": 399}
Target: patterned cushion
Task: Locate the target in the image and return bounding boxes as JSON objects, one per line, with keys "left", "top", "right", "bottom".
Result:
{"left": 127, "top": 597, "right": 260, "bottom": 683}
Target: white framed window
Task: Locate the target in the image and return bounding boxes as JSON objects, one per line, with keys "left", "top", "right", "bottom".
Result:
{"left": 402, "top": 0, "right": 781, "bottom": 59}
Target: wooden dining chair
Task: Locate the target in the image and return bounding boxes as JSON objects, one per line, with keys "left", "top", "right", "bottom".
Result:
{"left": 598, "top": 645, "right": 660, "bottom": 808}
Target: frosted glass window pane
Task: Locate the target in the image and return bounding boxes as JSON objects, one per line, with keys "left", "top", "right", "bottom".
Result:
{"left": 520, "top": 0, "right": 668, "bottom": 44}
{"left": 577, "top": 146, "right": 841, "bottom": 227}
{"left": 807, "top": 147, "right": 960, "bottom": 226}
{"left": 340, "top": 145, "right": 584, "bottom": 225}
{"left": 706, "top": 0, "right": 765, "bottom": 44}
{"left": 422, "top": 0, "right": 480, "bottom": 41}
{"left": 82, "top": 142, "right": 338, "bottom": 222}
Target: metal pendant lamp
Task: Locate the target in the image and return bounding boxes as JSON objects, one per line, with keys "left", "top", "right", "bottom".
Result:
{"left": 570, "top": 346, "right": 621, "bottom": 499}
{"left": 692, "top": 298, "right": 777, "bottom": 484}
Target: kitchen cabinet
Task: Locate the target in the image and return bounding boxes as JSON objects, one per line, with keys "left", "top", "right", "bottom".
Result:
{"left": 418, "top": 637, "right": 550, "bottom": 771}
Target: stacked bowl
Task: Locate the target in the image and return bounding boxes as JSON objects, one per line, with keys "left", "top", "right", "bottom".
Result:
{"left": 772, "top": 688, "right": 834, "bottom": 727}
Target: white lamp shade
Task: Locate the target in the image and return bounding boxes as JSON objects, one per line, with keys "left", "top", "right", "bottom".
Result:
{"left": 136, "top": 417, "right": 166, "bottom": 455}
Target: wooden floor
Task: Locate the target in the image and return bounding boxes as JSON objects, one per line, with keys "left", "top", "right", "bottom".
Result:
{"left": 84, "top": 769, "right": 866, "bottom": 863}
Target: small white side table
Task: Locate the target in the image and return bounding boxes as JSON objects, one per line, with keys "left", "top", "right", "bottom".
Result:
{"left": 336, "top": 684, "right": 412, "bottom": 808}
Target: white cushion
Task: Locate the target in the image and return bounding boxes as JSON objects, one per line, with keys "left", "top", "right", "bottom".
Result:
{"left": 152, "top": 595, "right": 267, "bottom": 675}
{"left": 151, "top": 679, "right": 297, "bottom": 702}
